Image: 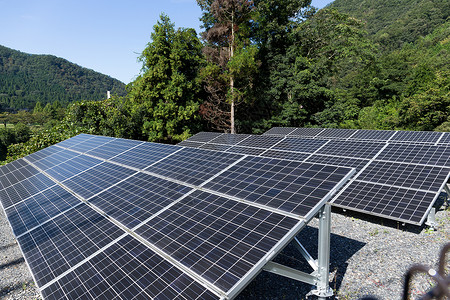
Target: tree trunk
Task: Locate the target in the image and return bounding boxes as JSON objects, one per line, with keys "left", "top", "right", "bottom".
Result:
{"left": 230, "top": 8, "right": 235, "bottom": 134}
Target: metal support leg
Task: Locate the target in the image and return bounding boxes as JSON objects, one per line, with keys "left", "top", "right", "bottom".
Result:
{"left": 426, "top": 207, "right": 438, "bottom": 229}
{"left": 308, "top": 204, "right": 333, "bottom": 299}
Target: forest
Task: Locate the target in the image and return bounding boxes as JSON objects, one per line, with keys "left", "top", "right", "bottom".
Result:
{"left": 0, "top": 0, "right": 449, "bottom": 164}
{"left": 0, "top": 45, "right": 126, "bottom": 110}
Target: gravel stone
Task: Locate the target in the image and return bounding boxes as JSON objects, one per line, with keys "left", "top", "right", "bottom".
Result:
{"left": 0, "top": 194, "right": 448, "bottom": 300}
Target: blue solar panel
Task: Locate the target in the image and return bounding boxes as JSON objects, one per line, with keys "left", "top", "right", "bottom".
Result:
{"left": 145, "top": 147, "right": 243, "bottom": 186}
{"left": 110, "top": 142, "right": 180, "bottom": 170}
{"left": 1, "top": 133, "right": 356, "bottom": 300}
{"left": 203, "top": 156, "right": 353, "bottom": 216}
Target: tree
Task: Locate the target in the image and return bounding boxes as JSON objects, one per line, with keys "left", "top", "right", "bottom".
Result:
{"left": 127, "top": 14, "right": 205, "bottom": 142}
{"left": 198, "top": 0, "right": 257, "bottom": 133}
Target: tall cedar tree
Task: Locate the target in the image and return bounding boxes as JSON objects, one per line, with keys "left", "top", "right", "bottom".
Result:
{"left": 127, "top": 14, "right": 204, "bottom": 142}
{"left": 197, "top": 0, "right": 257, "bottom": 133}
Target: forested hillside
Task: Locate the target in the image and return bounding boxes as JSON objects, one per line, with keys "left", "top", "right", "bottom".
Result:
{"left": 0, "top": 45, "right": 126, "bottom": 110}
{"left": 329, "top": 0, "right": 450, "bottom": 50}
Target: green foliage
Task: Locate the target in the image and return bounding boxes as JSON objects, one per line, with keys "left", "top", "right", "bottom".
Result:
{"left": 330, "top": 0, "right": 450, "bottom": 51}
{"left": 127, "top": 14, "right": 205, "bottom": 142}
{"left": 0, "top": 45, "right": 126, "bottom": 110}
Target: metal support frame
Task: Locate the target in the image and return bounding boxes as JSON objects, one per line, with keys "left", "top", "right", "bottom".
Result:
{"left": 425, "top": 207, "right": 438, "bottom": 229}
{"left": 262, "top": 204, "right": 333, "bottom": 300}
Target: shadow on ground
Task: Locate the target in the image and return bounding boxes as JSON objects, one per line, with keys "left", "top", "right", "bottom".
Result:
{"left": 235, "top": 226, "right": 366, "bottom": 300}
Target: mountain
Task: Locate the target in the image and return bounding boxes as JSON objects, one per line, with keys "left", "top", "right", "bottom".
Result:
{"left": 329, "top": 0, "right": 450, "bottom": 51}
{"left": 0, "top": 45, "right": 126, "bottom": 110}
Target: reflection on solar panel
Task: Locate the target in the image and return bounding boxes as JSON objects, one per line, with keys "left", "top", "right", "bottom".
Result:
{"left": 180, "top": 129, "right": 450, "bottom": 225}
{"left": 0, "top": 134, "right": 353, "bottom": 300}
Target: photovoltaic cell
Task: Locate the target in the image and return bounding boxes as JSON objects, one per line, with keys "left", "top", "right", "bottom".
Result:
{"left": 145, "top": 147, "right": 243, "bottom": 186}
{"left": 18, "top": 204, "right": 125, "bottom": 287}
{"left": 200, "top": 143, "right": 233, "bottom": 152}
{"left": 135, "top": 190, "right": 299, "bottom": 292}
{"left": 177, "top": 140, "right": 204, "bottom": 148}
{"left": 209, "top": 134, "right": 251, "bottom": 145}
{"left": 305, "top": 155, "right": 370, "bottom": 173}
{"left": 289, "top": 128, "right": 324, "bottom": 137}
{"left": 42, "top": 235, "right": 219, "bottom": 300}
{"left": 316, "top": 140, "right": 385, "bottom": 159}
{"left": 357, "top": 161, "right": 450, "bottom": 192}
{"left": 0, "top": 173, "right": 56, "bottom": 209}
{"left": 5, "top": 185, "right": 81, "bottom": 236}
{"left": 350, "top": 130, "right": 396, "bottom": 141}
{"left": 376, "top": 144, "right": 450, "bottom": 167}
{"left": 332, "top": 181, "right": 436, "bottom": 224}
{"left": 226, "top": 146, "right": 266, "bottom": 156}
{"left": 260, "top": 150, "right": 310, "bottom": 162}
{"left": 316, "top": 128, "right": 357, "bottom": 139}
{"left": 62, "top": 162, "right": 136, "bottom": 199}
{"left": 86, "top": 138, "right": 143, "bottom": 160}
{"left": 203, "top": 156, "right": 352, "bottom": 216}
{"left": 33, "top": 150, "right": 80, "bottom": 171}
{"left": 67, "top": 135, "right": 113, "bottom": 153}
{"left": 184, "top": 132, "right": 223, "bottom": 143}
{"left": 237, "top": 135, "right": 284, "bottom": 148}
{"left": 263, "top": 127, "right": 296, "bottom": 136}
{"left": 89, "top": 173, "right": 192, "bottom": 229}
{"left": 0, "top": 160, "right": 39, "bottom": 189}
{"left": 55, "top": 134, "right": 94, "bottom": 149}
{"left": 271, "top": 138, "right": 327, "bottom": 153}
{"left": 439, "top": 132, "right": 450, "bottom": 144}
{"left": 389, "top": 130, "right": 443, "bottom": 144}
{"left": 110, "top": 142, "right": 180, "bottom": 170}
{"left": 45, "top": 155, "right": 102, "bottom": 182}
{"left": 25, "top": 145, "right": 64, "bottom": 164}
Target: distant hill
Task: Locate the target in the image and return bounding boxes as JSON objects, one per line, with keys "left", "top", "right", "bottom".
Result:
{"left": 0, "top": 45, "right": 126, "bottom": 110}
{"left": 329, "top": 0, "right": 450, "bottom": 50}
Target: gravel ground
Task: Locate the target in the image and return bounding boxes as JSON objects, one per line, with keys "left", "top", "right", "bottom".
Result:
{"left": 0, "top": 194, "right": 448, "bottom": 300}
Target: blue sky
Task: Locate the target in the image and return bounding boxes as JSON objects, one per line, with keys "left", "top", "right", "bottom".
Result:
{"left": 1, "top": 0, "right": 332, "bottom": 84}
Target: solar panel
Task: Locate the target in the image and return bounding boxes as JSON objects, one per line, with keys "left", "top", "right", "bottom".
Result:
{"left": 260, "top": 150, "right": 311, "bottom": 162}
{"left": 349, "top": 129, "right": 396, "bottom": 141}
{"left": 200, "top": 143, "right": 233, "bottom": 152}
{"left": 226, "top": 146, "right": 266, "bottom": 156}
{"left": 183, "top": 131, "right": 223, "bottom": 143}
{"left": 357, "top": 161, "right": 450, "bottom": 191}
{"left": 85, "top": 138, "right": 143, "bottom": 159}
{"left": 181, "top": 129, "right": 450, "bottom": 225}
{"left": 144, "top": 147, "right": 243, "bottom": 186}
{"left": 316, "top": 128, "right": 357, "bottom": 139}
{"left": 376, "top": 143, "right": 450, "bottom": 167}
{"left": 271, "top": 138, "right": 327, "bottom": 153}
{"left": 1, "top": 133, "right": 354, "bottom": 299}
{"left": 203, "top": 156, "right": 352, "bottom": 217}
{"left": 305, "top": 155, "right": 370, "bottom": 172}
{"left": 110, "top": 142, "right": 180, "bottom": 170}
{"left": 439, "top": 132, "right": 450, "bottom": 144}
{"left": 332, "top": 181, "right": 436, "bottom": 224}
{"left": 315, "top": 140, "right": 385, "bottom": 159}
{"left": 389, "top": 130, "right": 443, "bottom": 144}
{"left": 210, "top": 133, "right": 250, "bottom": 145}
{"left": 263, "top": 127, "right": 296, "bottom": 135}
{"left": 289, "top": 128, "right": 325, "bottom": 137}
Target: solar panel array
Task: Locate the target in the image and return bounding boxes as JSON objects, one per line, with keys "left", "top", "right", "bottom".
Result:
{"left": 0, "top": 134, "right": 354, "bottom": 300}
{"left": 178, "top": 129, "right": 450, "bottom": 225}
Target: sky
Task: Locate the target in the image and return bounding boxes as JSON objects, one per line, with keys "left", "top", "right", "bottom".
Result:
{"left": 1, "top": 0, "right": 333, "bottom": 84}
